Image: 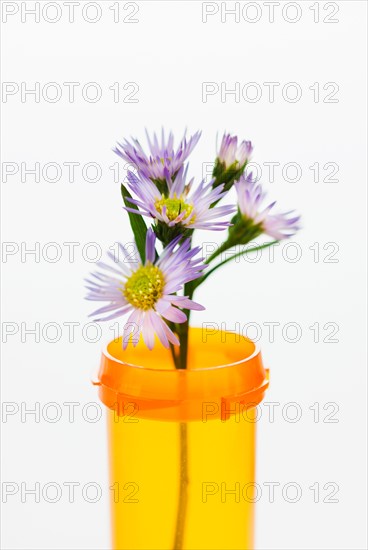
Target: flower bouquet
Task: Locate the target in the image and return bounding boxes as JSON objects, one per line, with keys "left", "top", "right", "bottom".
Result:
{"left": 86, "top": 130, "right": 299, "bottom": 550}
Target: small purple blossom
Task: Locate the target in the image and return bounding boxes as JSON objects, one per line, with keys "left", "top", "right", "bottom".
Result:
{"left": 235, "top": 173, "right": 300, "bottom": 240}
{"left": 218, "top": 133, "right": 253, "bottom": 168}
{"left": 85, "top": 229, "right": 205, "bottom": 350}
{"left": 125, "top": 166, "right": 235, "bottom": 231}
{"left": 114, "top": 129, "right": 201, "bottom": 181}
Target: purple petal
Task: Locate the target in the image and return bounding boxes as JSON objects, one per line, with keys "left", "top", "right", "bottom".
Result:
{"left": 145, "top": 228, "right": 156, "bottom": 264}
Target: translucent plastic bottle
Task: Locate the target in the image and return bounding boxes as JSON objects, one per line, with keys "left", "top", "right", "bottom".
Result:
{"left": 94, "top": 329, "right": 269, "bottom": 550}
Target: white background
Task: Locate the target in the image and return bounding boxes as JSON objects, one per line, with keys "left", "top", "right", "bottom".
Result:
{"left": 1, "top": 1, "right": 367, "bottom": 549}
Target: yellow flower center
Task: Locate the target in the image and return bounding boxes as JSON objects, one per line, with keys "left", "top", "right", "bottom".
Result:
{"left": 155, "top": 195, "right": 194, "bottom": 223}
{"left": 123, "top": 264, "right": 164, "bottom": 311}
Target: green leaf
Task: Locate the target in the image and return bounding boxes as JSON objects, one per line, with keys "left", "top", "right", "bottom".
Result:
{"left": 121, "top": 184, "right": 147, "bottom": 263}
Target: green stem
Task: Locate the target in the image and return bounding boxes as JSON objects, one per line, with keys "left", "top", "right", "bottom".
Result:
{"left": 171, "top": 310, "right": 190, "bottom": 549}
{"left": 205, "top": 240, "right": 232, "bottom": 265}
{"left": 169, "top": 341, "right": 179, "bottom": 369}
{"left": 167, "top": 321, "right": 179, "bottom": 368}
{"left": 195, "top": 241, "right": 278, "bottom": 291}
{"left": 177, "top": 320, "right": 189, "bottom": 370}
{"left": 173, "top": 422, "right": 189, "bottom": 550}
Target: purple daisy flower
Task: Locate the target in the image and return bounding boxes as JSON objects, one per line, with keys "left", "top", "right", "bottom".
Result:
{"left": 114, "top": 129, "right": 201, "bottom": 181}
{"left": 218, "top": 133, "right": 253, "bottom": 168}
{"left": 235, "top": 173, "right": 300, "bottom": 240}
{"left": 85, "top": 229, "right": 205, "bottom": 350}
{"left": 125, "top": 166, "right": 235, "bottom": 231}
